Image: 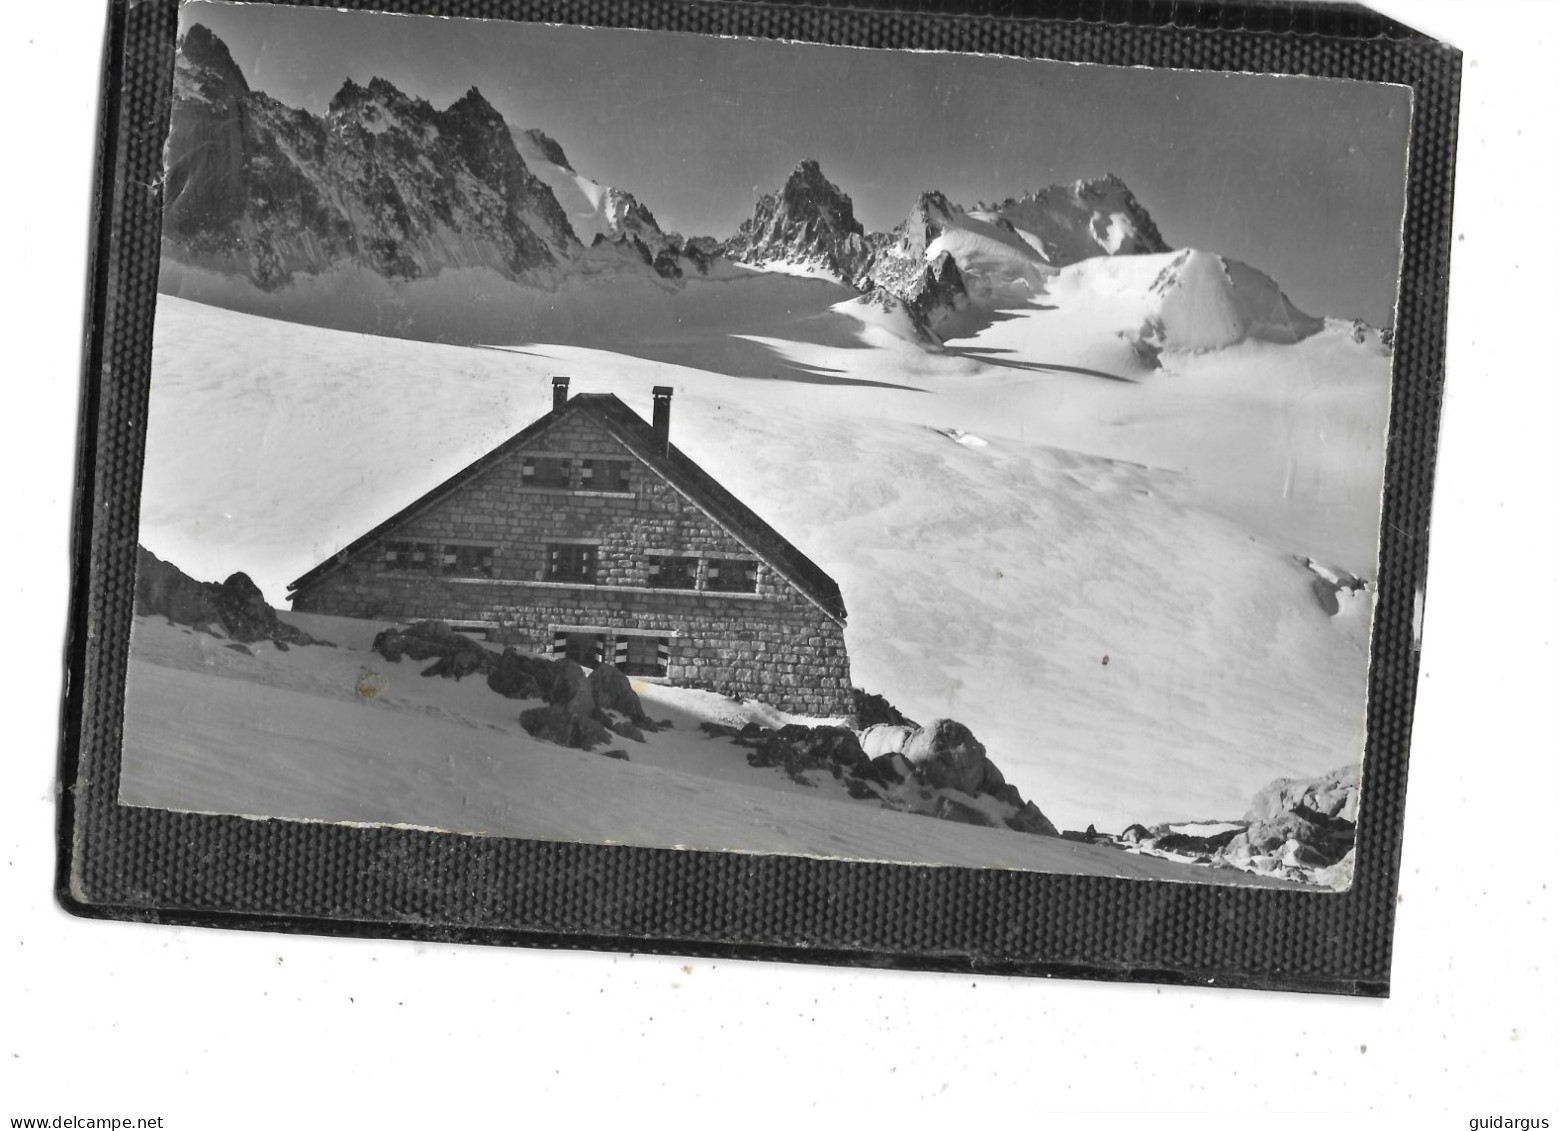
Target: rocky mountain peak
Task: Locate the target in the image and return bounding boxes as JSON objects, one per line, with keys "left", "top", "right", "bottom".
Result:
{"left": 446, "top": 85, "right": 503, "bottom": 126}
{"left": 777, "top": 158, "right": 865, "bottom": 239}
{"left": 176, "top": 23, "right": 250, "bottom": 104}
{"left": 522, "top": 129, "right": 573, "bottom": 172}
{"left": 723, "top": 158, "right": 874, "bottom": 283}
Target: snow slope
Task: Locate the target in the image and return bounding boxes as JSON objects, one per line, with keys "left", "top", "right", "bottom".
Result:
{"left": 137, "top": 281, "right": 1389, "bottom": 836}
{"left": 119, "top": 613, "right": 1279, "bottom": 883}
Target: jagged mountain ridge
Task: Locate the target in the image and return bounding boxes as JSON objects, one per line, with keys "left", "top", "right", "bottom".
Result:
{"left": 720, "top": 161, "right": 1174, "bottom": 337}
{"left": 510, "top": 127, "right": 718, "bottom": 280}
{"left": 162, "top": 24, "right": 710, "bottom": 291}
{"left": 163, "top": 24, "right": 1189, "bottom": 342}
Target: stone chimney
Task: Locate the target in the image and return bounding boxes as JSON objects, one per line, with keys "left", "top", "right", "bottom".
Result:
{"left": 652, "top": 386, "right": 673, "bottom": 452}
{"left": 551, "top": 374, "right": 569, "bottom": 411}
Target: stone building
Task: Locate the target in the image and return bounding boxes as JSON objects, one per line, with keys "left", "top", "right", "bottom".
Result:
{"left": 288, "top": 378, "right": 852, "bottom": 715}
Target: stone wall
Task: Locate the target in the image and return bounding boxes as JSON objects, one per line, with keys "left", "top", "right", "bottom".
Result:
{"left": 290, "top": 410, "right": 853, "bottom": 715}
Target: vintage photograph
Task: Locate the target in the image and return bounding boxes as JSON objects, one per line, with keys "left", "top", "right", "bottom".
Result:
{"left": 121, "top": 1, "right": 1411, "bottom": 887}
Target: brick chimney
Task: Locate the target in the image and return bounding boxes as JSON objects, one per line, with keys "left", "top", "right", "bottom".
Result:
{"left": 652, "top": 386, "right": 673, "bottom": 453}
{"left": 551, "top": 374, "right": 569, "bottom": 411}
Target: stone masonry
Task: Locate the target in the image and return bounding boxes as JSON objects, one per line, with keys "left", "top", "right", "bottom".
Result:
{"left": 290, "top": 408, "right": 853, "bottom": 715}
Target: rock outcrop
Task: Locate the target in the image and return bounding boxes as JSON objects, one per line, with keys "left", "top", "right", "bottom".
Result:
{"left": 1113, "top": 763, "right": 1362, "bottom": 885}
{"left": 722, "top": 159, "right": 881, "bottom": 285}
{"left": 134, "top": 547, "right": 327, "bottom": 648}
{"left": 165, "top": 27, "right": 582, "bottom": 291}
{"left": 707, "top": 713, "right": 1058, "bottom": 838}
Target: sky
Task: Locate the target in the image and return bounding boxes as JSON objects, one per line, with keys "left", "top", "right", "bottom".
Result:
{"left": 180, "top": 2, "right": 1413, "bottom": 325}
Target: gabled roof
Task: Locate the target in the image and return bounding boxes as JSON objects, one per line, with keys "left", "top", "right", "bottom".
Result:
{"left": 288, "top": 393, "right": 847, "bottom": 622}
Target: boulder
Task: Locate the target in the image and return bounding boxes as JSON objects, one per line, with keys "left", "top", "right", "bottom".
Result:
{"left": 587, "top": 663, "right": 650, "bottom": 723}
{"left": 549, "top": 657, "right": 595, "bottom": 713}
{"left": 934, "top": 796, "right": 994, "bottom": 828}
{"left": 487, "top": 648, "right": 560, "bottom": 701}
{"left": 212, "top": 571, "right": 280, "bottom": 643}
{"left": 797, "top": 726, "right": 869, "bottom": 773}
{"left": 1006, "top": 801, "right": 1059, "bottom": 838}
{"left": 864, "top": 752, "right": 910, "bottom": 785}
{"left": 600, "top": 713, "right": 646, "bottom": 744}
{"left": 860, "top": 724, "right": 915, "bottom": 758}
{"left": 373, "top": 621, "right": 491, "bottom": 672}
{"left": 518, "top": 704, "right": 611, "bottom": 751}
{"left": 903, "top": 719, "right": 989, "bottom": 794}
{"left": 1120, "top": 823, "right": 1153, "bottom": 844}
{"left": 1246, "top": 764, "right": 1361, "bottom": 824}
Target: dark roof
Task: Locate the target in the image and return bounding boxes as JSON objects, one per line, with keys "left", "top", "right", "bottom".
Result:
{"left": 288, "top": 393, "right": 847, "bottom": 622}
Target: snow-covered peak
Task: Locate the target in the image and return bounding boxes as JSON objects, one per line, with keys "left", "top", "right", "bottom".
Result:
{"left": 520, "top": 128, "right": 573, "bottom": 171}
{"left": 972, "top": 175, "right": 1169, "bottom": 266}
{"left": 511, "top": 126, "right": 672, "bottom": 252}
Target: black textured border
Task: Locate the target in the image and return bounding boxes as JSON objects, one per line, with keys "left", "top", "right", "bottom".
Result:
{"left": 58, "top": 0, "right": 1460, "bottom": 995}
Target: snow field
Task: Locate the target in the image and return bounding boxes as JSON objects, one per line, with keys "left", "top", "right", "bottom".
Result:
{"left": 139, "top": 276, "right": 1388, "bottom": 833}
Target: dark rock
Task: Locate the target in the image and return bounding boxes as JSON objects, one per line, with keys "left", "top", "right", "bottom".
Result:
{"left": 548, "top": 657, "right": 594, "bottom": 712}
{"left": 486, "top": 647, "right": 559, "bottom": 701}
{"left": 518, "top": 704, "right": 611, "bottom": 751}
{"left": 1156, "top": 827, "right": 1243, "bottom": 855}
{"left": 797, "top": 726, "right": 869, "bottom": 772}
{"left": 600, "top": 713, "right": 646, "bottom": 744}
{"left": 374, "top": 621, "right": 493, "bottom": 678}
{"left": 700, "top": 721, "right": 741, "bottom": 739}
{"left": 212, "top": 571, "right": 279, "bottom": 643}
{"left": 224, "top": 643, "right": 254, "bottom": 656}
{"left": 864, "top": 752, "right": 910, "bottom": 785}
{"left": 846, "top": 778, "right": 878, "bottom": 800}
{"left": 903, "top": 719, "right": 990, "bottom": 794}
{"left": 934, "top": 796, "right": 994, "bottom": 828}
{"left": 991, "top": 782, "right": 1024, "bottom": 808}
{"left": 135, "top": 547, "right": 328, "bottom": 647}
{"left": 850, "top": 688, "right": 919, "bottom": 730}
{"left": 599, "top": 748, "right": 630, "bottom": 762}
{"left": 1119, "top": 823, "right": 1153, "bottom": 844}
{"left": 273, "top": 639, "right": 290, "bottom": 652}
{"left": 587, "top": 663, "right": 650, "bottom": 723}
{"left": 1005, "top": 801, "right": 1058, "bottom": 837}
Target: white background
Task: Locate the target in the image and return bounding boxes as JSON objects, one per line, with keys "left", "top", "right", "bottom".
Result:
{"left": 2, "top": 1, "right": 1552, "bottom": 1126}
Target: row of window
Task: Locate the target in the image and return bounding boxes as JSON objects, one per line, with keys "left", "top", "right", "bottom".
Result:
{"left": 555, "top": 630, "right": 668, "bottom": 677}
{"left": 521, "top": 456, "right": 632, "bottom": 493}
{"left": 384, "top": 540, "right": 759, "bottom": 592}
{"left": 384, "top": 541, "right": 495, "bottom": 578}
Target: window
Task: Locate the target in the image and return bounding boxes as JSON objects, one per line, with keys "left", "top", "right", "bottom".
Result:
{"left": 554, "top": 630, "right": 605, "bottom": 668}
{"left": 547, "top": 544, "right": 598, "bottom": 584}
{"left": 647, "top": 555, "right": 698, "bottom": 590}
{"left": 581, "top": 459, "right": 631, "bottom": 493}
{"left": 706, "top": 558, "right": 758, "bottom": 593}
{"left": 617, "top": 634, "right": 668, "bottom": 677}
{"left": 442, "top": 544, "right": 495, "bottom": 578}
{"left": 385, "top": 540, "right": 438, "bottom": 572}
{"left": 522, "top": 456, "right": 573, "bottom": 489}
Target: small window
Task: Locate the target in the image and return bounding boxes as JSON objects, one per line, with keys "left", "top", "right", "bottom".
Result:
{"left": 522, "top": 456, "right": 573, "bottom": 489}
{"left": 443, "top": 544, "right": 495, "bottom": 578}
{"left": 547, "top": 544, "right": 598, "bottom": 584}
{"left": 619, "top": 635, "right": 667, "bottom": 677}
{"left": 706, "top": 558, "right": 758, "bottom": 593}
{"left": 554, "top": 630, "right": 605, "bottom": 668}
{"left": 385, "top": 540, "right": 438, "bottom": 572}
{"left": 581, "top": 459, "right": 632, "bottom": 493}
{"left": 648, "top": 555, "right": 698, "bottom": 590}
